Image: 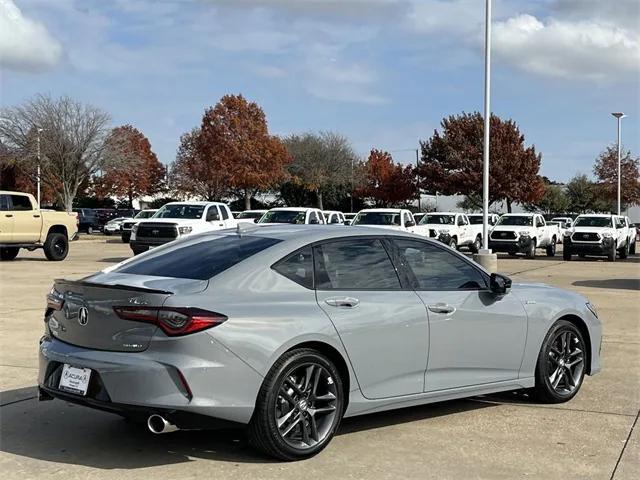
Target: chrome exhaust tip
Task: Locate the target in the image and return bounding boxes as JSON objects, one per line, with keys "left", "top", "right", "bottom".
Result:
{"left": 147, "top": 414, "right": 179, "bottom": 434}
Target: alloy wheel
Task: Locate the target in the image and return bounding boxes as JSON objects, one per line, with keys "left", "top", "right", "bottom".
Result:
{"left": 275, "top": 363, "right": 338, "bottom": 449}
{"left": 546, "top": 330, "right": 584, "bottom": 395}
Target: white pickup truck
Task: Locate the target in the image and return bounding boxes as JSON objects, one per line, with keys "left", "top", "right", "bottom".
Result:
{"left": 0, "top": 190, "right": 78, "bottom": 261}
{"left": 489, "top": 213, "right": 559, "bottom": 258}
{"left": 351, "top": 208, "right": 417, "bottom": 232}
{"left": 563, "top": 214, "right": 631, "bottom": 261}
{"left": 415, "top": 212, "right": 480, "bottom": 252}
{"left": 130, "top": 201, "right": 236, "bottom": 255}
{"left": 466, "top": 213, "right": 500, "bottom": 252}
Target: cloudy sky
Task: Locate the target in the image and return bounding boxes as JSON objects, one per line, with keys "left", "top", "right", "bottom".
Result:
{"left": 1, "top": 0, "right": 638, "bottom": 182}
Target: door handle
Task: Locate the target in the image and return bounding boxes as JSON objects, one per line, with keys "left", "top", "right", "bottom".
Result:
{"left": 428, "top": 303, "right": 456, "bottom": 314}
{"left": 325, "top": 297, "right": 360, "bottom": 308}
{"left": 33, "top": 214, "right": 41, "bottom": 218}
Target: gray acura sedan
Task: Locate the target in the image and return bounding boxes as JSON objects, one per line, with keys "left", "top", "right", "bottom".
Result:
{"left": 38, "top": 225, "right": 601, "bottom": 460}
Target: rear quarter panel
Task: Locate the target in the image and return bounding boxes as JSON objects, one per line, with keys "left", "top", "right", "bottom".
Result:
{"left": 41, "top": 211, "right": 78, "bottom": 241}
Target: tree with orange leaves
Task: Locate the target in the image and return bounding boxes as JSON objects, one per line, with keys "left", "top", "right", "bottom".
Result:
{"left": 98, "top": 125, "right": 166, "bottom": 208}
{"left": 198, "top": 94, "right": 291, "bottom": 209}
{"left": 357, "top": 149, "right": 417, "bottom": 207}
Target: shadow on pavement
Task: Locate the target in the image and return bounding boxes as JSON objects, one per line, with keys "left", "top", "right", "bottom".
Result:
{"left": 99, "top": 257, "right": 129, "bottom": 263}
{"left": 0, "top": 386, "right": 494, "bottom": 468}
{"left": 572, "top": 278, "right": 640, "bottom": 291}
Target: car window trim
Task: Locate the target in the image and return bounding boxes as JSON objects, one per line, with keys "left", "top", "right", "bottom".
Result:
{"left": 271, "top": 245, "right": 316, "bottom": 290}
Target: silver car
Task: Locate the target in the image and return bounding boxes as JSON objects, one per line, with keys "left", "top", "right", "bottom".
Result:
{"left": 38, "top": 225, "right": 602, "bottom": 460}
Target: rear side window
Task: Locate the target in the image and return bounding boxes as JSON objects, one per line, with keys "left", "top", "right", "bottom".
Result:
{"left": 10, "top": 195, "right": 32, "bottom": 211}
{"left": 272, "top": 247, "right": 314, "bottom": 289}
{"left": 116, "top": 235, "right": 281, "bottom": 280}
{"left": 221, "top": 206, "right": 229, "bottom": 220}
{"left": 314, "top": 239, "right": 401, "bottom": 290}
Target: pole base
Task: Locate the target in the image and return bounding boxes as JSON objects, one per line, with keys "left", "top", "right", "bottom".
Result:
{"left": 473, "top": 252, "right": 498, "bottom": 273}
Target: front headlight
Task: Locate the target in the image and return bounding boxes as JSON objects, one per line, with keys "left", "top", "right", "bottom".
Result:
{"left": 178, "top": 226, "right": 193, "bottom": 235}
{"left": 563, "top": 230, "right": 572, "bottom": 237}
{"left": 602, "top": 232, "right": 613, "bottom": 238}
{"left": 586, "top": 302, "right": 598, "bottom": 318}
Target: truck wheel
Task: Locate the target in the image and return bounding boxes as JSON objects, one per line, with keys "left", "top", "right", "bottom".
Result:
{"left": 470, "top": 236, "right": 481, "bottom": 254}
{"left": 131, "top": 245, "right": 148, "bottom": 256}
{"left": 0, "top": 247, "right": 19, "bottom": 261}
{"left": 631, "top": 241, "right": 636, "bottom": 255}
{"left": 562, "top": 247, "right": 571, "bottom": 261}
{"left": 449, "top": 238, "right": 457, "bottom": 250}
{"left": 87, "top": 226, "right": 94, "bottom": 235}
{"left": 607, "top": 243, "right": 616, "bottom": 262}
{"left": 618, "top": 241, "right": 629, "bottom": 259}
{"left": 43, "top": 233, "right": 69, "bottom": 261}
{"left": 526, "top": 240, "right": 536, "bottom": 259}
{"left": 546, "top": 239, "right": 556, "bottom": 257}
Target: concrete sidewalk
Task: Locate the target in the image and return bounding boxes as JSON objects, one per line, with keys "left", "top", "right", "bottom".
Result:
{"left": 1, "top": 240, "right": 638, "bottom": 479}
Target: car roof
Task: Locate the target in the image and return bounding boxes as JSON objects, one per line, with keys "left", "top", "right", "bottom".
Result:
{"left": 165, "top": 201, "right": 227, "bottom": 206}
{"left": 426, "top": 211, "right": 460, "bottom": 215}
{"left": 502, "top": 213, "right": 537, "bottom": 216}
{"left": 269, "top": 207, "right": 316, "bottom": 212}
{"left": 575, "top": 214, "right": 614, "bottom": 218}
{"left": 358, "top": 208, "right": 407, "bottom": 213}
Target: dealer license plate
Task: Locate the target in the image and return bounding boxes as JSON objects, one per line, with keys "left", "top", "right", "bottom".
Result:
{"left": 58, "top": 364, "right": 91, "bottom": 396}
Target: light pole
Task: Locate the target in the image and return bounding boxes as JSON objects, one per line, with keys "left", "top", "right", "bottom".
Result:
{"left": 481, "top": 0, "right": 491, "bottom": 252}
{"left": 36, "top": 128, "right": 44, "bottom": 209}
{"left": 415, "top": 148, "right": 421, "bottom": 211}
{"left": 611, "top": 112, "right": 625, "bottom": 215}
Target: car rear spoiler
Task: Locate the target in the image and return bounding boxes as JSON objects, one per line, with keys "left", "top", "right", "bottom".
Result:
{"left": 54, "top": 279, "right": 174, "bottom": 295}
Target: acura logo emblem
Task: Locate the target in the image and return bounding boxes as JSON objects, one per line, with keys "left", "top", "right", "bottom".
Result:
{"left": 78, "top": 307, "right": 89, "bottom": 326}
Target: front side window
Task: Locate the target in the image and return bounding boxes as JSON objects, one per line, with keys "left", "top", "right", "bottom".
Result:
{"left": 116, "top": 234, "right": 281, "bottom": 280}
{"left": 272, "top": 246, "right": 314, "bottom": 289}
{"left": 10, "top": 195, "right": 33, "bottom": 211}
{"left": 155, "top": 204, "right": 205, "bottom": 219}
{"left": 394, "top": 239, "right": 487, "bottom": 290}
{"left": 314, "top": 239, "right": 401, "bottom": 290}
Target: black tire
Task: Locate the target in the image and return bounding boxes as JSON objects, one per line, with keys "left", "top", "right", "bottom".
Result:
{"left": 531, "top": 320, "right": 587, "bottom": 404}
{"left": 104, "top": 230, "right": 112, "bottom": 236}
{"left": 43, "top": 233, "right": 68, "bottom": 261}
{"left": 0, "top": 247, "right": 19, "bottom": 261}
{"left": 631, "top": 241, "right": 636, "bottom": 255}
{"left": 470, "top": 236, "right": 481, "bottom": 254}
{"left": 607, "top": 242, "right": 616, "bottom": 262}
{"left": 449, "top": 238, "right": 457, "bottom": 250}
{"left": 562, "top": 247, "right": 571, "bottom": 261}
{"left": 618, "top": 241, "right": 629, "bottom": 259}
{"left": 87, "top": 226, "right": 94, "bottom": 235}
{"left": 546, "top": 238, "right": 556, "bottom": 257}
{"left": 525, "top": 239, "right": 536, "bottom": 259}
{"left": 131, "top": 245, "right": 148, "bottom": 256}
{"left": 248, "top": 348, "right": 344, "bottom": 461}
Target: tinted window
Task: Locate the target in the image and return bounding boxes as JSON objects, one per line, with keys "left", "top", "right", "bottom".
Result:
{"left": 221, "top": 206, "right": 229, "bottom": 220}
{"left": 314, "top": 239, "right": 400, "bottom": 290}
{"left": 353, "top": 212, "right": 401, "bottom": 226}
{"left": 0, "top": 195, "right": 10, "bottom": 211}
{"left": 237, "top": 211, "right": 264, "bottom": 220}
{"left": 394, "top": 239, "right": 487, "bottom": 290}
{"left": 156, "top": 204, "right": 205, "bottom": 219}
{"left": 10, "top": 195, "right": 33, "bottom": 211}
{"left": 273, "top": 246, "right": 314, "bottom": 289}
{"left": 259, "top": 210, "right": 306, "bottom": 224}
{"left": 116, "top": 235, "right": 281, "bottom": 280}
{"left": 421, "top": 214, "right": 455, "bottom": 225}
{"left": 497, "top": 216, "right": 533, "bottom": 226}
{"left": 574, "top": 216, "right": 612, "bottom": 228}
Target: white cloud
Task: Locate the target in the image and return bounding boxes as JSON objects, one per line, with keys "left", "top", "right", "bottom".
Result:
{"left": 493, "top": 14, "right": 640, "bottom": 81}
{"left": 0, "top": 0, "right": 62, "bottom": 72}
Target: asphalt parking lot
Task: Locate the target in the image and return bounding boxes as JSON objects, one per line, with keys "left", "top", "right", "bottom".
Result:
{"left": 1, "top": 237, "right": 638, "bottom": 479}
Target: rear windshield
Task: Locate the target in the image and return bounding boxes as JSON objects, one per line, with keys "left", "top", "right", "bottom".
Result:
{"left": 353, "top": 212, "right": 401, "bottom": 226}
{"left": 574, "top": 217, "right": 612, "bottom": 228}
{"left": 259, "top": 210, "right": 306, "bottom": 224}
{"left": 115, "top": 235, "right": 282, "bottom": 280}
{"left": 468, "top": 216, "right": 483, "bottom": 225}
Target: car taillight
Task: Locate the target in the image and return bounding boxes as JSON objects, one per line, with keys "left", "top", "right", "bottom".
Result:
{"left": 113, "top": 306, "right": 226, "bottom": 336}
{"left": 46, "top": 287, "right": 65, "bottom": 311}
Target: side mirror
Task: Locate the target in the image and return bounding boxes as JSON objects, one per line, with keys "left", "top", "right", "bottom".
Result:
{"left": 490, "top": 273, "right": 512, "bottom": 295}
{"left": 406, "top": 220, "right": 415, "bottom": 227}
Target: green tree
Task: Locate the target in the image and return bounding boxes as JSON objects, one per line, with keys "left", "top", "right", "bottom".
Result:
{"left": 524, "top": 183, "right": 570, "bottom": 214}
{"left": 593, "top": 145, "right": 640, "bottom": 208}
{"left": 565, "top": 174, "right": 595, "bottom": 213}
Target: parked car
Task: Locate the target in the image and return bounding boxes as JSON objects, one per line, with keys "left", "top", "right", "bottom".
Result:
{"left": 257, "top": 207, "right": 325, "bottom": 225}
{"left": 73, "top": 208, "right": 99, "bottom": 234}
{"left": 631, "top": 223, "right": 640, "bottom": 243}
{"left": 103, "top": 217, "right": 131, "bottom": 236}
{"left": 343, "top": 213, "right": 356, "bottom": 225}
{"left": 130, "top": 201, "right": 236, "bottom": 255}
{"left": 323, "top": 211, "right": 346, "bottom": 225}
{"left": 467, "top": 213, "right": 500, "bottom": 249}
{"left": 551, "top": 217, "right": 574, "bottom": 228}
{"left": 623, "top": 217, "right": 636, "bottom": 254}
{"left": 121, "top": 209, "right": 158, "bottom": 243}
{"left": 38, "top": 225, "right": 602, "bottom": 460}
{"left": 415, "top": 212, "right": 479, "bottom": 252}
{"left": 413, "top": 212, "right": 426, "bottom": 223}
{"left": 563, "top": 214, "right": 631, "bottom": 261}
{"left": 351, "top": 208, "right": 417, "bottom": 232}
{"left": 235, "top": 209, "right": 268, "bottom": 224}
{"left": 489, "top": 213, "right": 559, "bottom": 258}
{"left": 0, "top": 190, "right": 78, "bottom": 261}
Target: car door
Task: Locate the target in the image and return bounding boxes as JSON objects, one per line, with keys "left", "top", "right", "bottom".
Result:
{"left": 0, "top": 194, "right": 15, "bottom": 242}
{"left": 205, "top": 205, "right": 224, "bottom": 229}
{"left": 314, "top": 237, "right": 429, "bottom": 399}
{"left": 10, "top": 194, "right": 41, "bottom": 242}
{"left": 534, "top": 215, "right": 546, "bottom": 244}
{"left": 219, "top": 205, "right": 235, "bottom": 228}
{"left": 391, "top": 238, "right": 528, "bottom": 392}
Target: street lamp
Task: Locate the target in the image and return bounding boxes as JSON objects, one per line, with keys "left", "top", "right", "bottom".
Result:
{"left": 611, "top": 112, "right": 625, "bottom": 215}
{"left": 36, "top": 128, "right": 44, "bottom": 209}
{"left": 481, "top": 0, "right": 492, "bottom": 251}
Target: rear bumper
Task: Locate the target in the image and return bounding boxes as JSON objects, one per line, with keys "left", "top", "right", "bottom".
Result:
{"left": 38, "top": 334, "right": 263, "bottom": 425}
